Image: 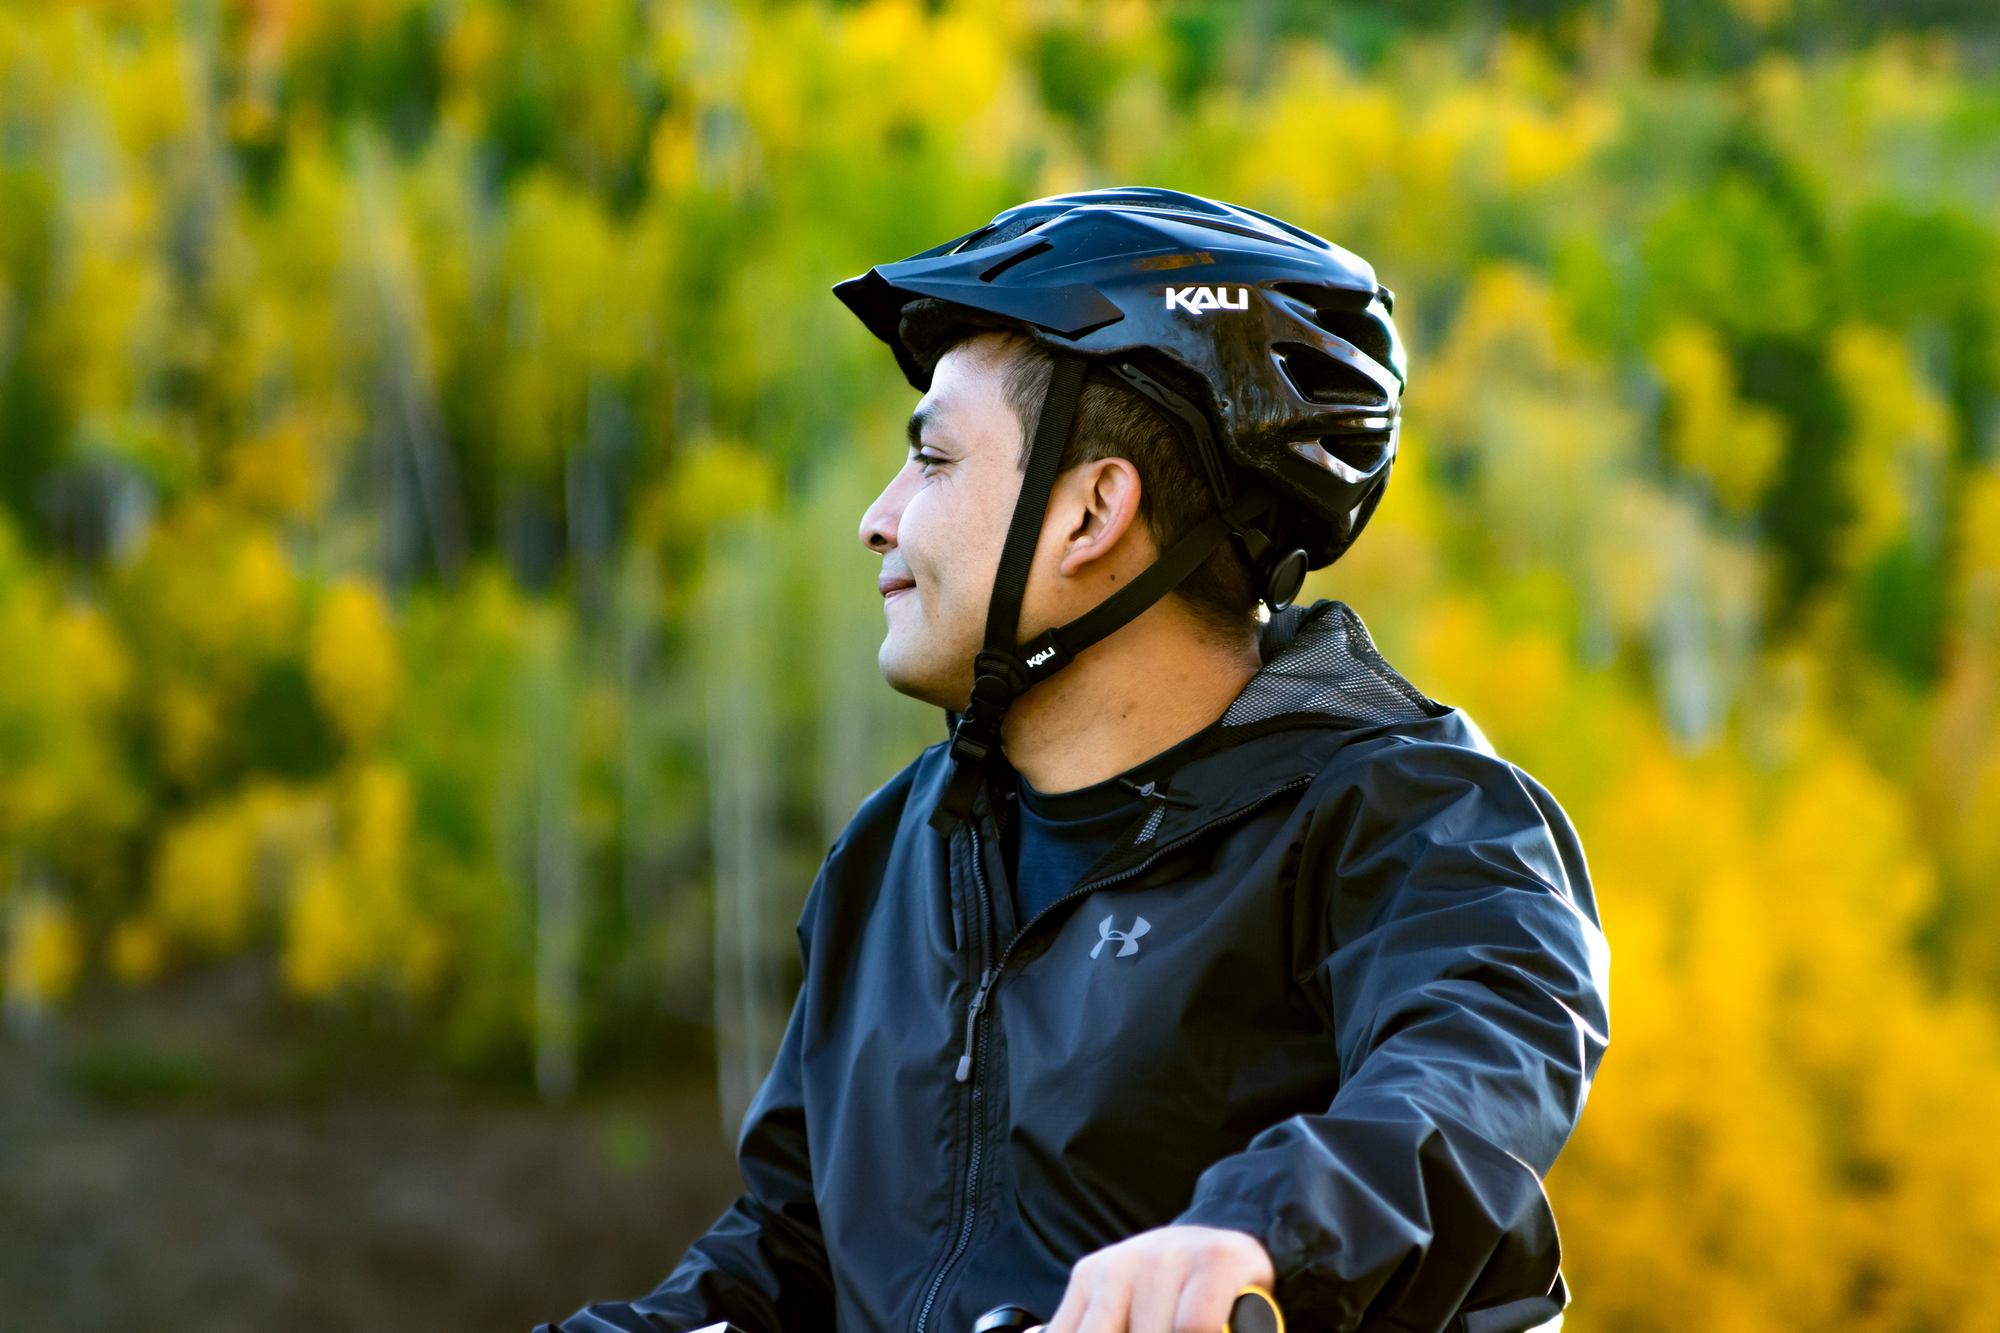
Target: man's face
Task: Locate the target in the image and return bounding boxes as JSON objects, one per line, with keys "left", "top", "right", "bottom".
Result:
{"left": 858, "top": 336, "right": 1024, "bottom": 712}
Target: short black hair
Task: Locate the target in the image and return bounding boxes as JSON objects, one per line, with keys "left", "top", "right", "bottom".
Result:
{"left": 937, "top": 324, "right": 1260, "bottom": 642}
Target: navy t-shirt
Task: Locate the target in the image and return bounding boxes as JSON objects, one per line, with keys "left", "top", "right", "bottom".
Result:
{"left": 1004, "top": 726, "right": 1215, "bottom": 926}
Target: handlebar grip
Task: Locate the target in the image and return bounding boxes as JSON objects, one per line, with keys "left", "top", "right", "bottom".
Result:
{"left": 972, "top": 1285, "right": 1281, "bottom": 1333}
{"left": 973, "top": 1307, "right": 1041, "bottom": 1333}
{"left": 1227, "top": 1287, "right": 1284, "bottom": 1333}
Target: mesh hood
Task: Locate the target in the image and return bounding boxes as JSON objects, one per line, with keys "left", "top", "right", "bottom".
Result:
{"left": 1224, "top": 600, "right": 1443, "bottom": 730}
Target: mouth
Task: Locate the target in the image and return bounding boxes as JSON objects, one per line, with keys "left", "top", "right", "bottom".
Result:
{"left": 878, "top": 573, "right": 916, "bottom": 604}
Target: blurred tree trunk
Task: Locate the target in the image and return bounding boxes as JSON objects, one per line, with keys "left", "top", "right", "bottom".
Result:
{"left": 517, "top": 607, "right": 580, "bottom": 1105}
{"left": 706, "top": 519, "right": 781, "bottom": 1136}
{"left": 618, "top": 541, "right": 671, "bottom": 983}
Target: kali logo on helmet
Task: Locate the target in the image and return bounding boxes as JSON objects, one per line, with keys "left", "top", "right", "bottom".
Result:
{"left": 1091, "top": 914, "right": 1152, "bottom": 959}
{"left": 1026, "top": 647, "right": 1056, "bottom": 667}
{"left": 1165, "top": 286, "right": 1249, "bottom": 314}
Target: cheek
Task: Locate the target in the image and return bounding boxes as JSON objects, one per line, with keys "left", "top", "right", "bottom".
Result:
{"left": 899, "top": 482, "right": 951, "bottom": 589}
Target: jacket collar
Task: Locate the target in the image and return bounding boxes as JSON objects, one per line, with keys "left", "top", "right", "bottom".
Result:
{"left": 1064, "top": 600, "right": 1452, "bottom": 891}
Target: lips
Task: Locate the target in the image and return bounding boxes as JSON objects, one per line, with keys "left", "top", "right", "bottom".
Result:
{"left": 878, "top": 573, "right": 915, "bottom": 601}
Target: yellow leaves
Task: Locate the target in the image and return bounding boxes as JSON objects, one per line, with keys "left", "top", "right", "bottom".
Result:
{"left": 1831, "top": 323, "right": 1952, "bottom": 562}
{"left": 1420, "top": 265, "right": 1638, "bottom": 569}
{"left": 1654, "top": 322, "right": 1786, "bottom": 512}
{"left": 121, "top": 766, "right": 444, "bottom": 1002}
{"left": 3, "top": 894, "right": 83, "bottom": 1014}
{"left": 108, "top": 916, "right": 167, "bottom": 984}
{"left": 1729, "top": 0, "right": 1792, "bottom": 29}
{"left": 1556, "top": 735, "right": 2000, "bottom": 1333}
{"left": 0, "top": 555, "right": 132, "bottom": 841}
{"left": 1231, "top": 48, "right": 1397, "bottom": 239}
{"left": 287, "top": 0, "right": 412, "bottom": 51}
{"left": 309, "top": 580, "right": 402, "bottom": 752}
{"left": 136, "top": 784, "right": 334, "bottom": 967}
{"left": 1427, "top": 264, "right": 1588, "bottom": 403}
{"left": 232, "top": 530, "right": 296, "bottom": 641}
{"left": 227, "top": 415, "right": 328, "bottom": 520}
{"left": 498, "top": 174, "right": 655, "bottom": 471}
{"left": 668, "top": 442, "right": 778, "bottom": 535}
{"left": 128, "top": 506, "right": 298, "bottom": 668}
{"left": 121, "top": 508, "right": 301, "bottom": 781}
{"left": 106, "top": 36, "right": 191, "bottom": 158}
{"left": 1929, "top": 466, "right": 2000, "bottom": 991}
{"left": 1417, "top": 598, "right": 1573, "bottom": 745}
{"left": 284, "top": 862, "right": 364, "bottom": 998}
{"left": 154, "top": 680, "right": 221, "bottom": 787}
{"left": 440, "top": 2, "right": 504, "bottom": 96}
{"left": 282, "top": 763, "right": 443, "bottom": 999}
{"left": 868, "top": 3, "right": 1008, "bottom": 128}
{"left": 152, "top": 805, "right": 257, "bottom": 953}
{"left": 1498, "top": 90, "right": 1616, "bottom": 189}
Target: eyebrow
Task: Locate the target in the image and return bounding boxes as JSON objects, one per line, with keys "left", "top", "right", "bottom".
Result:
{"left": 906, "top": 405, "right": 930, "bottom": 451}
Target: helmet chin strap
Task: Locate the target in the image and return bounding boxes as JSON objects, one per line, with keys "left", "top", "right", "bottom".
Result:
{"left": 927, "top": 355, "right": 1293, "bottom": 835}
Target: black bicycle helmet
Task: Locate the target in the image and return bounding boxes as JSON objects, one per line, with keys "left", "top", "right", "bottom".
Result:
{"left": 834, "top": 186, "right": 1405, "bottom": 834}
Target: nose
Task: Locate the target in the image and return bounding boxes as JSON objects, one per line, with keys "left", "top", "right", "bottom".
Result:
{"left": 859, "top": 463, "right": 918, "bottom": 552}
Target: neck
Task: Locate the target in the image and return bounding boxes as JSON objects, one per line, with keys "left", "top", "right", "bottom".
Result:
{"left": 999, "top": 600, "right": 1261, "bottom": 794}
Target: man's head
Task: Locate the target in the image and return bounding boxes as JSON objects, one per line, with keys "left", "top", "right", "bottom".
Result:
{"left": 859, "top": 329, "right": 1258, "bottom": 711}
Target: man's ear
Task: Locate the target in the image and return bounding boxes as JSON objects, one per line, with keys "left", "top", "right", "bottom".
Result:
{"left": 1055, "top": 457, "right": 1147, "bottom": 578}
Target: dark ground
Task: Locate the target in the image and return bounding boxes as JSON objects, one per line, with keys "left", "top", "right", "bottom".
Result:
{"left": 0, "top": 967, "right": 743, "bottom": 1333}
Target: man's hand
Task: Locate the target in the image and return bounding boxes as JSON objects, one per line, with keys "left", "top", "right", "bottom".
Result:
{"left": 1044, "top": 1225, "right": 1275, "bottom": 1333}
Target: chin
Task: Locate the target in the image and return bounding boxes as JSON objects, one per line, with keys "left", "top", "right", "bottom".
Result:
{"left": 877, "top": 639, "right": 964, "bottom": 713}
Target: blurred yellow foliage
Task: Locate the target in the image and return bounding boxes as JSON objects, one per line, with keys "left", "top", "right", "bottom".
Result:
{"left": 309, "top": 581, "right": 403, "bottom": 752}
{"left": 108, "top": 916, "right": 168, "bottom": 985}
{"left": 1932, "top": 467, "right": 2000, "bottom": 989}
{"left": 283, "top": 764, "right": 442, "bottom": 998}
{"left": 146, "top": 783, "right": 337, "bottom": 964}
{"left": 1553, "top": 741, "right": 2000, "bottom": 1332}
{"left": 0, "top": 545, "right": 132, "bottom": 845}
{"left": 672, "top": 443, "right": 779, "bottom": 532}
{"left": 1832, "top": 324, "right": 1953, "bottom": 562}
{"left": 1655, "top": 322, "right": 1787, "bottom": 513}
{"left": 4, "top": 894, "right": 83, "bottom": 1013}
{"left": 152, "top": 806, "right": 257, "bottom": 953}
{"left": 228, "top": 416, "right": 329, "bottom": 520}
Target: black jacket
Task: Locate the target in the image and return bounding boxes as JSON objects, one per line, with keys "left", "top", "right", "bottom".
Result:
{"left": 549, "top": 602, "right": 1610, "bottom": 1333}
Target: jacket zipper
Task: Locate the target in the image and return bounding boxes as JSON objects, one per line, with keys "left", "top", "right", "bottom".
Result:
{"left": 911, "top": 773, "right": 1312, "bottom": 1333}
{"left": 913, "top": 824, "right": 997, "bottom": 1333}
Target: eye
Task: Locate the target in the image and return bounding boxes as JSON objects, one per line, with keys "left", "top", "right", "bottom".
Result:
{"left": 916, "top": 449, "right": 948, "bottom": 472}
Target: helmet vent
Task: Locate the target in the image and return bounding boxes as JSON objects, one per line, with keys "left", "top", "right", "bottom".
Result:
{"left": 1322, "top": 434, "right": 1393, "bottom": 478}
{"left": 1273, "top": 342, "right": 1386, "bottom": 408}
{"left": 979, "top": 241, "right": 1053, "bottom": 283}
{"left": 1271, "top": 283, "right": 1396, "bottom": 371}
{"left": 957, "top": 213, "right": 1056, "bottom": 253}
{"left": 1316, "top": 311, "right": 1396, "bottom": 374}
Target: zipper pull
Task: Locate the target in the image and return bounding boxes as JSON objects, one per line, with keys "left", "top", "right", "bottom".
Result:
{"left": 955, "top": 967, "right": 999, "bottom": 1083}
{"left": 1118, "top": 778, "right": 1197, "bottom": 809}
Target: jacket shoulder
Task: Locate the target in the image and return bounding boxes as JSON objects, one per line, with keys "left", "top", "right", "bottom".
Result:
{"left": 1300, "top": 722, "right": 1598, "bottom": 929}
{"left": 825, "top": 740, "right": 945, "bottom": 863}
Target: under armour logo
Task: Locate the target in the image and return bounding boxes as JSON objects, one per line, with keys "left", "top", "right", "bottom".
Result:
{"left": 1090, "top": 914, "right": 1151, "bottom": 959}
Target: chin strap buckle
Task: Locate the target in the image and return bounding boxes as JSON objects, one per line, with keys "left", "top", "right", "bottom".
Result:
{"left": 929, "top": 650, "right": 1035, "bottom": 836}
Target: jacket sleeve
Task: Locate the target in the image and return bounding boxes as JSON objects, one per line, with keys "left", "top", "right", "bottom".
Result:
{"left": 544, "top": 922, "right": 833, "bottom": 1333}
{"left": 1176, "top": 738, "right": 1611, "bottom": 1333}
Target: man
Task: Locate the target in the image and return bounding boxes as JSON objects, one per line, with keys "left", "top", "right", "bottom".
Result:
{"left": 547, "top": 189, "right": 1609, "bottom": 1333}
